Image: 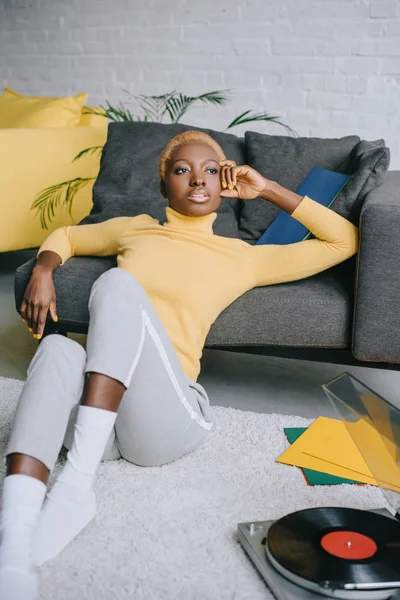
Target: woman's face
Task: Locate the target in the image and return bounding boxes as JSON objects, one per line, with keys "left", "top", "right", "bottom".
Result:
{"left": 161, "top": 143, "right": 223, "bottom": 217}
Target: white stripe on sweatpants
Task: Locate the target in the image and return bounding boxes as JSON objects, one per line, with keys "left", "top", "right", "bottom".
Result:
{"left": 123, "top": 306, "right": 212, "bottom": 432}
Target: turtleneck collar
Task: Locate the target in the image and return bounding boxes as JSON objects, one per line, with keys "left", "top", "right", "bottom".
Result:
{"left": 164, "top": 206, "right": 217, "bottom": 234}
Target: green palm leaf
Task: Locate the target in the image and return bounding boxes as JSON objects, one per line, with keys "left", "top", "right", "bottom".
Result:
{"left": 165, "top": 90, "right": 232, "bottom": 123}
{"left": 84, "top": 102, "right": 138, "bottom": 122}
{"left": 126, "top": 89, "right": 232, "bottom": 123}
{"left": 65, "top": 179, "right": 91, "bottom": 217}
{"left": 126, "top": 92, "right": 174, "bottom": 122}
{"left": 81, "top": 106, "right": 106, "bottom": 116}
{"left": 73, "top": 146, "right": 104, "bottom": 162}
{"left": 32, "top": 177, "right": 95, "bottom": 230}
{"left": 226, "top": 110, "right": 298, "bottom": 136}
{"left": 165, "top": 94, "right": 194, "bottom": 122}
{"left": 196, "top": 89, "right": 233, "bottom": 106}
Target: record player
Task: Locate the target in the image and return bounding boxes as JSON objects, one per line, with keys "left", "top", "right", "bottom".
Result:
{"left": 237, "top": 373, "right": 400, "bottom": 600}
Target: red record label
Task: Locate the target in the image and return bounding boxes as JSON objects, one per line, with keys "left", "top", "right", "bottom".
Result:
{"left": 321, "top": 530, "right": 378, "bottom": 560}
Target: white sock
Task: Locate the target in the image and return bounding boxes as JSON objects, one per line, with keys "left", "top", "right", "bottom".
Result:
{"left": 0, "top": 474, "right": 46, "bottom": 600}
{"left": 32, "top": 405, "right": 117, "bottom": 566}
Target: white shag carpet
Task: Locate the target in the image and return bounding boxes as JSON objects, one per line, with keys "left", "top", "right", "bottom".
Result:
{"left": 0, "top": 376, "right": 384, "bottom": 600}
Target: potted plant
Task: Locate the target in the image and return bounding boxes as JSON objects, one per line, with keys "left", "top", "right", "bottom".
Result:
{"left": 32, "top": 89, "right": 297, "bottom": 229}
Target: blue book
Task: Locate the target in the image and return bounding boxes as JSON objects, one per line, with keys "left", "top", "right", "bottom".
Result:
{"left": 256, "top": 167, "right": 351, "bottom": 246}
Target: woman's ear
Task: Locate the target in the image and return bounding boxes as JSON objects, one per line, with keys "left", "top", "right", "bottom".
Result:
{"left": 160, "top": 180, "right": 167, "bottom": 200}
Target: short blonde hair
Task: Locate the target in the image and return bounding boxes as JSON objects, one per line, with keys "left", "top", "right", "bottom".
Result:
{"left": 159, "top": 130, "right": 226, "bottom": 181}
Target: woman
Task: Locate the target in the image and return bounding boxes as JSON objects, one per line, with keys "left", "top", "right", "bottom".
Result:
{"left": 0, "top": 130, "right": 358, "bottom": 599}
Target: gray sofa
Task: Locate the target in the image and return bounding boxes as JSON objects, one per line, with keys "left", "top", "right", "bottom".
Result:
{"left": 14, "top": 122, "right": 400, "bottom": 370}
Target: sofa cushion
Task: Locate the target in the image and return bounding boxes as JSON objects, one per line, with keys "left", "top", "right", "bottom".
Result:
{"left": 14, "top": 257, "right": 117, "bottom": 328}
{"left": 205, "top": 263, "right": 353, "bottom": 348}
{"left": 332, "top": 139, "right": 391, "bottom": 222}
{"left": 240, "top": 132, "right": 389, "bottom": 243}
{"left": 0, "top": 88, "right": 88, "bottom": 128}
{"left": 14, "top": 258, "right": 352, "bottom": 349}
{"left": 0, "top": 125, "right": 107, "bottom": 253}
{"left": 80, "top": 121, "right": 245, "bottom": 239}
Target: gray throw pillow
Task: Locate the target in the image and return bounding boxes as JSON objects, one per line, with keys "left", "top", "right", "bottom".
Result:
{"left": 240, "top": 131, "right": 389, "bottom": 243}
{"left": 80, "top": 122, "right": 245, "bottom": 239}
{"left": 331, "top": 139, "right": 391, "bottom": 222}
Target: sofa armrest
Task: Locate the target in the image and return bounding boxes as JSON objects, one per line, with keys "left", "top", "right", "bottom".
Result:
{"left": 352, "top": 171, "right": 400, "bottom": 363}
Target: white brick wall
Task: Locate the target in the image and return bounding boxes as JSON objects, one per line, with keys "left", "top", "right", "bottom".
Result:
{"left": 1, "top": 0, "right": 399, "bottom": 168}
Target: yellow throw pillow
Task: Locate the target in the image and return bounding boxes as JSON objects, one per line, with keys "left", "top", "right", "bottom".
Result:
{"left": 0, "top": 125, "right": 108, "bottom": 252}
{"left": 0, "top": 88, "right": 88, "bottom": 128}
{"left": 78, "top": 106, "right": 108, "bottom": 127}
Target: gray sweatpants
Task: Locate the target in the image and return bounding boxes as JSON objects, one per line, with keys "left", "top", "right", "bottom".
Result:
{"left": 6, "top": 267, "right": 214, "bottom": 470}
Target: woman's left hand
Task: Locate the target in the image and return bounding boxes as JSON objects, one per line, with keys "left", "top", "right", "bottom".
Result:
{"left": 219, "top": 160, "right": 272, "bottom": 200}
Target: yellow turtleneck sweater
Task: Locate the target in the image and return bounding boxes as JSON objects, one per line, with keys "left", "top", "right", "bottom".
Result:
{"left": 38, "top": 196, "right": 358, "bottom": 381}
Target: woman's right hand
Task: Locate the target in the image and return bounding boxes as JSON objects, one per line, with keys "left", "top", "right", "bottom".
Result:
{"left": 20, "top": 266, "right": 58, "bottom": 340}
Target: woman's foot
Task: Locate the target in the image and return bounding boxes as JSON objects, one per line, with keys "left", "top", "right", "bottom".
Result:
{"left": 0, "top": 566, "right": 38, "bottom": 600}
{"left": 32, "top": 405, "right": 117, "bottom": 565}
{"left": 32, "top": 483, "right": 96, "bottom": 566}
{"left": 0, "top": 474, "right": 46, "bottom": 600}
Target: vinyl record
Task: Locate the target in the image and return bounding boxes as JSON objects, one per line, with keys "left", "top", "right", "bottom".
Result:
{"left": 266, "top": 508, "right": 400, "bottom": 595}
